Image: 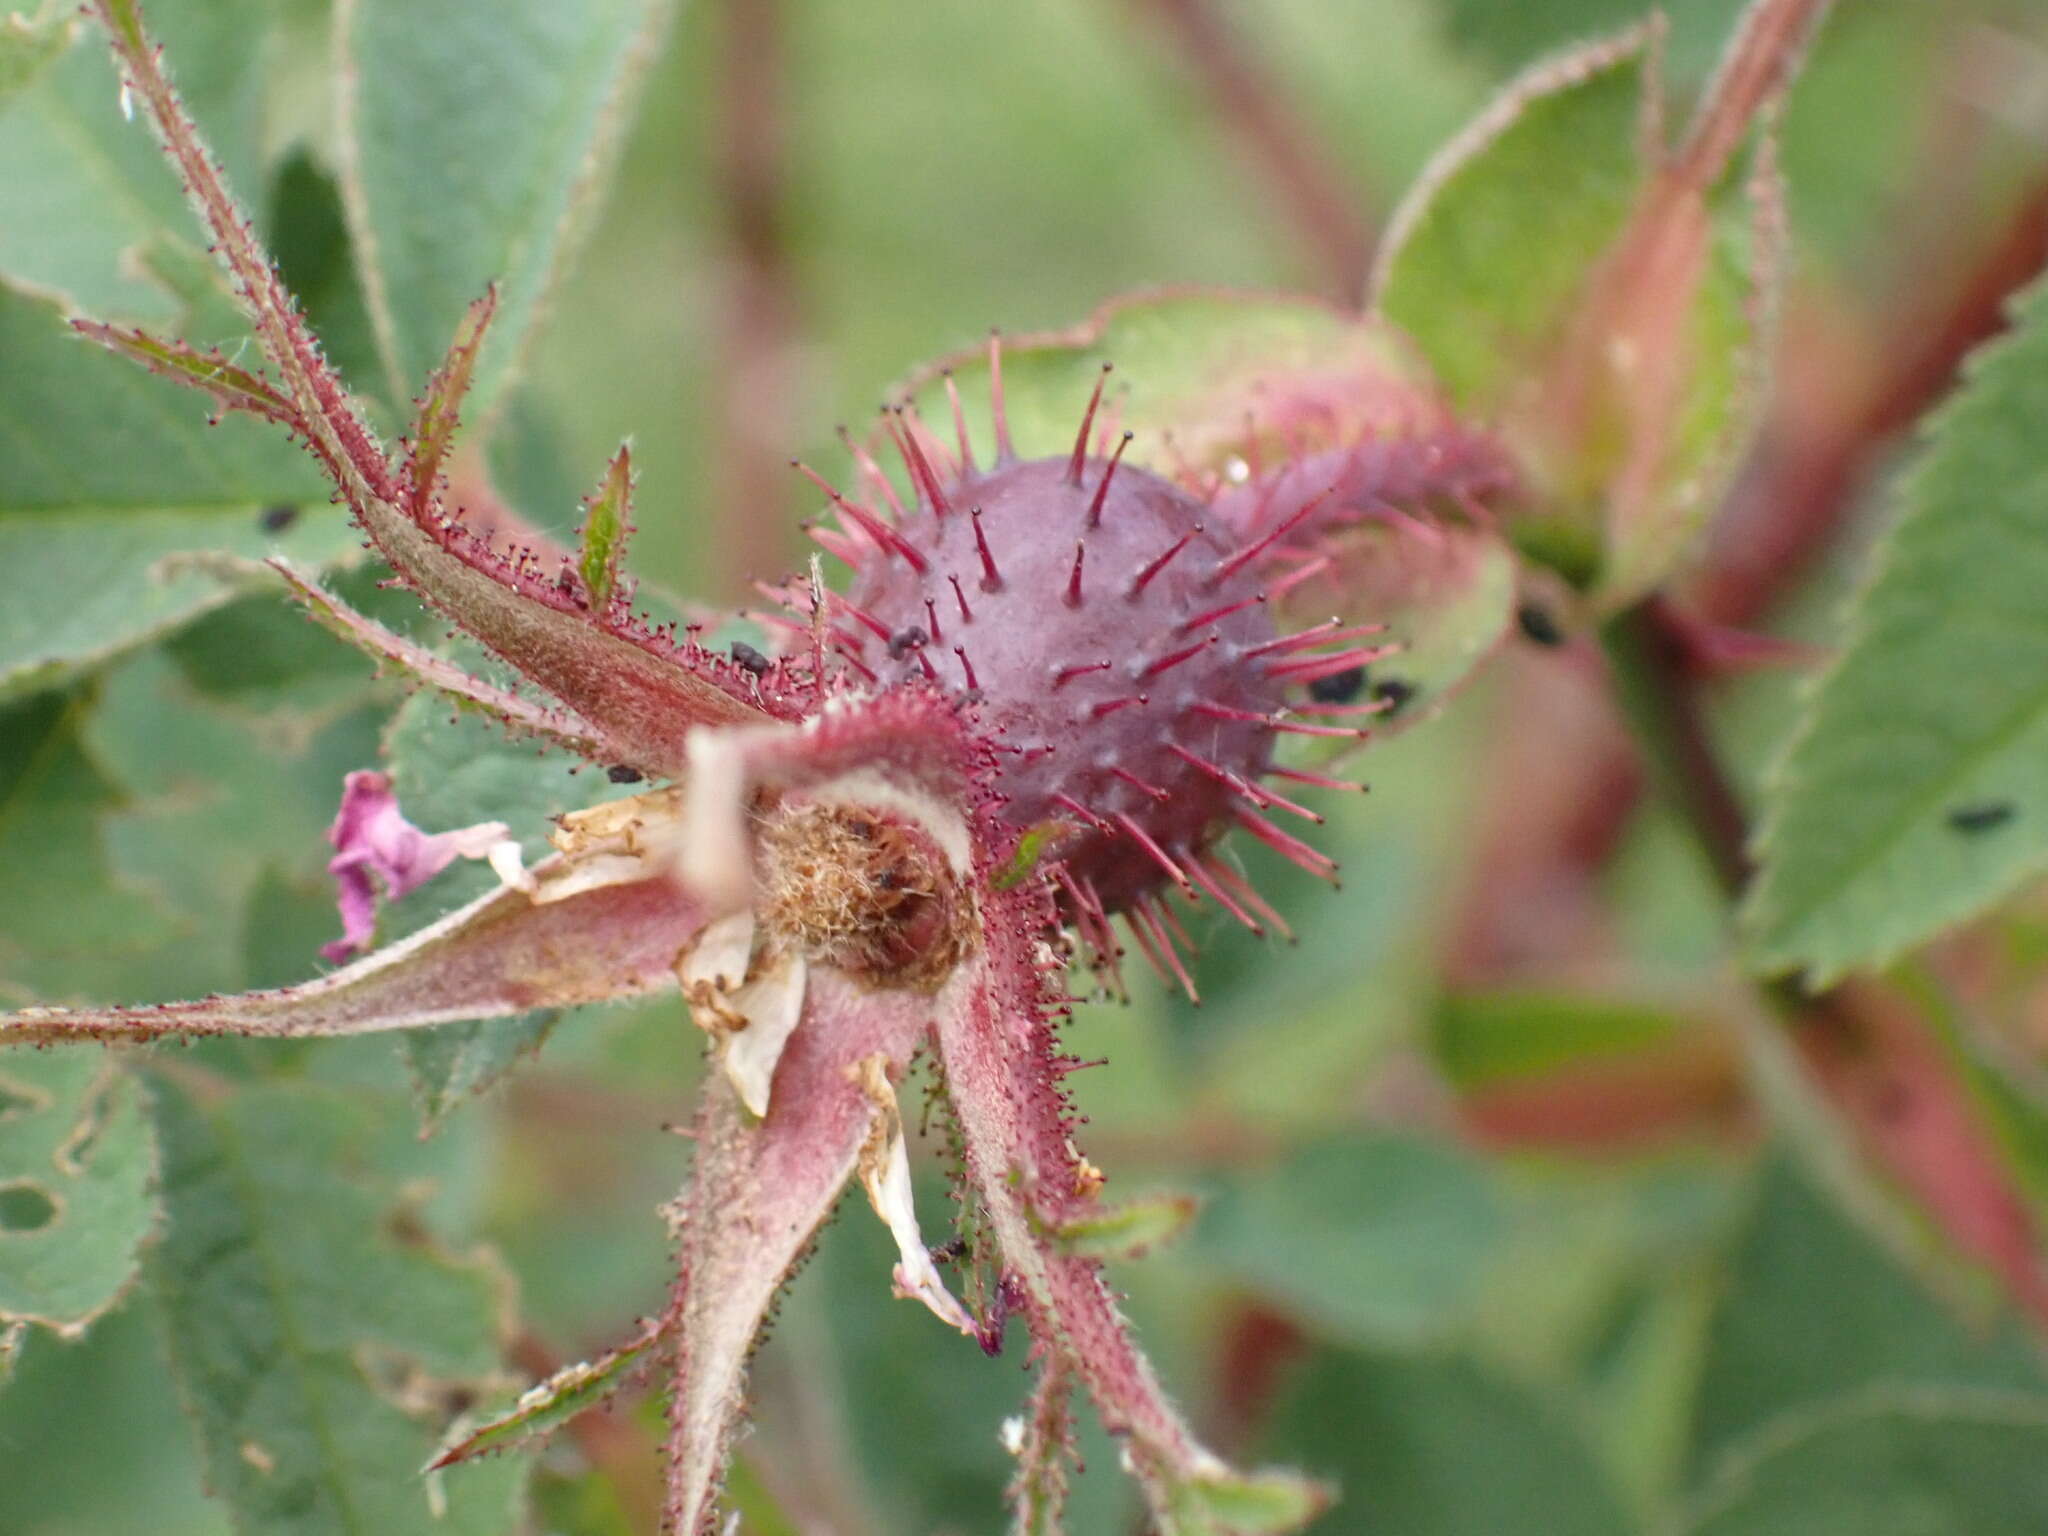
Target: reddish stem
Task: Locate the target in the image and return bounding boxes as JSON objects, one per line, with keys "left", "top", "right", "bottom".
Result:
{"left": 1126, "top": 0, "right": 1374, "bottom": 301}
{"left": 1696, "top": 176, "right": 2048, "bottom": 625}
{"left": 711, "top": 0, "right": 802, "bottom": 599}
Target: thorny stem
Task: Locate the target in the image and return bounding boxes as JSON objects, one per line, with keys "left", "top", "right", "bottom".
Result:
{"left": 1601, "top": 600, "right": 2048, "bottom": 1330}
{"left": 1127, "top": 0, "right": 1374, "bottom": 302}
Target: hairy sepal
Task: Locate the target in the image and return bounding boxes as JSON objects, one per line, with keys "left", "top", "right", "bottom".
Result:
{"left": 0, "top": 860, "right": 701, "bottom": 1045}
{"left": 88, "top": 0, "right": 789, "bottom": 778}
{"left": 577, "top": 444, "right": 635, "bottom": 611}
{"left": 271, "top": 559, "right": 607, "bottom": 757}
{"left": 430, "top": 1312, "right": 668, "bottom": 1471}
{"left": 662, "top": 967, "right": 940, "bottom": 1534}
{"left": 69, "top": 320, "right": 301, "bottom": 430}
{"left": 934, "top": 872, "right": 1323, "bottom": 1533}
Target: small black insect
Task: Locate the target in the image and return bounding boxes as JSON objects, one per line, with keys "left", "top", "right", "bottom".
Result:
{"left": 1946, "top": 801, "right": 2015, "bottom": 834}
{"left": 259, "top": 504, "right": 299, "bottom": 532}
{"left": 1516, "top": 602, "right": 1564, "bottom": 647}
{"left": 606, "top": 764, "right": 644, "bottom": 784}
{"left": 1372, "top": 677, "right": 1416, "bottom": 716}
{"left": 730, "top": 640, "right": 771, "bottom": 676}
{"left": 1307, "top": 665, "right": 1366, "bottom": 704}
{"left": 887, "top": 625, "right": 929, "bottom": 660}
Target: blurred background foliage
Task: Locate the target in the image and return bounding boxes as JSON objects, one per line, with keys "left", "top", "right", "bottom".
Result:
{"left": 4, "top": 0, "right": 2048, "bottom": 1532}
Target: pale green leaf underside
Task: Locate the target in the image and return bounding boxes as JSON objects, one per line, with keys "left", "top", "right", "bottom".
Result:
{"left": 338, "top": 0, "right": 664, "bottom": 421}
{"left": 1372, "top": 36, "right": 1646, "bottom": 416}
{"left": 0, "top": 1052, "right": 156, "bottom": 1334}
{"left": 0, "top": 283, "right": 353, "bottom": 699}
{"left": 1743, "top": 276, "right": 2048, "bottom": 983}
{"left": 0, "top": 0, "right": 273, "bottom": 319}
{"left": 1371, "top": 30, "right": 1766, "bottom": 606}
{"left": 148, "top": 1078, "right": 524, "bottom": 1535}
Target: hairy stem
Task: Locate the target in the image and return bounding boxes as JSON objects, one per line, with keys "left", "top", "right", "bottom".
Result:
{"left": 1126, "top": 0, "right": 1373, "bottom": 303}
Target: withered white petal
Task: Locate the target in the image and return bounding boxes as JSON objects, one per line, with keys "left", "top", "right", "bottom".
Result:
{"left": 852, "top": 1055, "right": 977, "bottom": 1337}
{"left": 719, "top": 951, "right": 808, "bottom": 1116}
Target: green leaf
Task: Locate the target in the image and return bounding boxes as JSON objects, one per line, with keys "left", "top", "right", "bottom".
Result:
{"left": 1433, "top": 988, "right": 1689, "bottom": 1088}
{"left": 382, "top": 668, "right": 635, "bottom": 1126}
{"left": 1373, "top": 32, "right": 1649, "bottom": 426}
{"left": 1167, "top": 1467, "right": 1332, "bottom": 1536}
{"left": 0, "top": 6, "right": 77, "bottom": 107}
{"left": 1687, "top": 1156, "right": 2048, "bottom": 1478}
{"left": 337, "top": 0, "right": 666, "bottom": 419}
{"left": 807, "top": 1203, "right": 1132, "bottom": 1536}
{"left": 0, "top": 0, "right": 275, "bottom": 318}
{"left": 1260, "top": 1346, "right": 1635, "bottom": 1536}
{"left": 1195, "top": 1136, "right": 1500, "bottom": 1348}
{"left": 1680, "top": 1388, "right": 2048, "bottom": 1536}
{"left": 576, "top": 444, "right": 633, "bottom": 610}
{"left": 0, "top": 282, "right": 354, "bottom": 700}
{"left": 77, "top": 643, "right": 384, "bottom": 1006}
{"left": 1743, "top": 275, "right": 2048, "bottom": 984}
{"left": 0, "top": 687, "right": 179, "bottom": 1001}
{"left": 146, "top": 1075, "right": 525, "bottom": 1534}
{"left": 0, "top": 1052, "right": 156, "bottom": 1334}
{"left": 902, "top": 290, "right": 1442, "bottom": 479}
{"left": 1372, "top": 27, "right": 1771, "bottom": 605}
{"left": 0, "top": 1294, "right": 227, "bottom": 1533}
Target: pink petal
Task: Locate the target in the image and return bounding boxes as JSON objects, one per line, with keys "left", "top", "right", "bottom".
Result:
{"left": 322, "top": 770, "right": 513, "bottom": 961}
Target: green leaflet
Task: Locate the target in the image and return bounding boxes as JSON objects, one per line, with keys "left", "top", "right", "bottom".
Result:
{"left": 1261, "top": 1346, "right": 1635, "bottom": 1536}
{"left": 1432, "top": 988, "right": 1691, "bottom": 1088}
{"left": 1051, "top": 1191, "right": 1199, "bottom": 1261}
{"left": 576, "top": 446, "right": 633, "bottom": 610}
{"left": 1166, "top": 1468, "right": 1332, "bottom": 1536}
{"left": 1680, "top": 1389, "right": 2048, "bottom": 1536}
{"left": 1684, "top": 1157, "right": 2048, "bottom": 1481}
{"left": 0, "top": 282, "right": 349, "bottom": 701}
{"left": 0, "top": 0, "right": 273, "bottom": 319}
{"left": 0, "top": 687, "right": 179, "bottom": 1002}
{"left": 429, "top": 1315, "right": 664, "bottom": 1469}
{"left": 79, "top": 643, "right": 385, "bottom": 1007}
{"left": 0, "top": 1052, "right": 157, "bottom": 1335}
{"left": 147, "top": 1076, "right": 525, "bottom": 1534}
{"left": 337, "top": 0, "right": 668, "bottom": 423}
{"left": 1373, "top": 32, "right": 1648, "bottom": 422}
{"left": 1195, "top": 1136, "right": 1500, "bottom": 1349}
{"left": 1743, "top": 275, "right": 2048, "bottom": 983}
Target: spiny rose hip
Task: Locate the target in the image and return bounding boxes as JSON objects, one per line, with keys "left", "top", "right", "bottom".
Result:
{"left": 793, "top": 344, "right": 1379, "bottom": 992}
